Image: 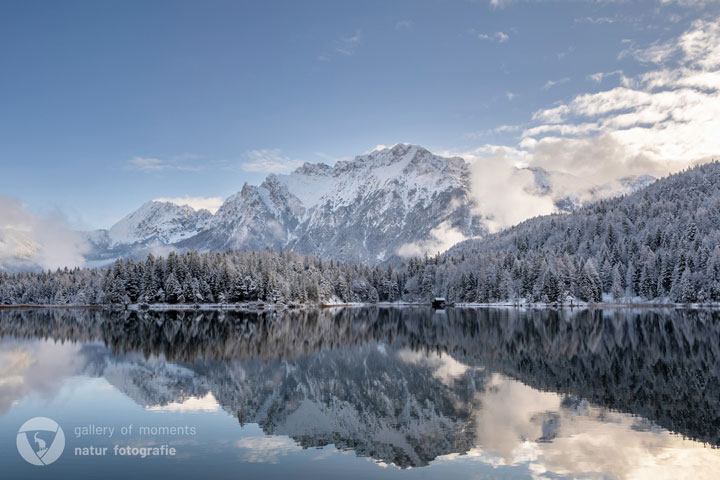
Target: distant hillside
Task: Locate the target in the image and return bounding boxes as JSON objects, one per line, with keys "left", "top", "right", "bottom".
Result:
{"left": 400, "top": 161, "right": 720, "bottom": 304}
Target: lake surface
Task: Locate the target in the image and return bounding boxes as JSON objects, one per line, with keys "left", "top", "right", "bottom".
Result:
{"left": 1, "top": 307, "right": 719, "bottom": 479}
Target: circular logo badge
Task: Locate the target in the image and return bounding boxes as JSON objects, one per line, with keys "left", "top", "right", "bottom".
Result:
{"left": 16, "top": 417, "right": 65, "bottom": 466}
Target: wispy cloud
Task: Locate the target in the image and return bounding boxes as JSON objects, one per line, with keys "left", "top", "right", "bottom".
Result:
{"left": 478, "top": 31, "right": 510, "bottom": 43}
{"left": 620, "top": 19, "right": 720, "bottom": 68}
{"left": 152, "top": 196, "right": 224, "bottom": 213}
{"left": 241, "top": 149, "right": 305, "bottom": 174}
{"left": 574, "top": 16, "right": 617, "bottom": 24}
{"left": 395, "top": 20, "right": 413, "bottom": 31}
{"left": 619, "top": 40, "right": 677, "bottom": 64}
{"left": 129, "top": 157, "right": 167, "bottom": 172}
{"left": 543, "top": 77, "right": 570, "bottom": 89}
{"left": 465, "top": 124, "right": 522, "bottom": 139}
{"left": 557, "top": 46, "right": 575, "bottom": 60}
{"left": 128, "top": 153, "right": 204, "bottom": 172}
{"left": 318, "top": 30, "right": 362, "bottom": 61}
{"left": 659, "top": 0, "right": 717, "bottom": 6}
{"left": 506, "top": 91, "right": 517, "bottom": 101}
{"left": 587, "top": 70, "right": 624, "bottom": 83}
{"left": 491, "top": 0, "right": 712, "bottom": 8}
{"left": 492, "top": 124, "right": 522, "bottom": 134}
{"left": 488, "top": 0, "right": 514, "bottom": 8}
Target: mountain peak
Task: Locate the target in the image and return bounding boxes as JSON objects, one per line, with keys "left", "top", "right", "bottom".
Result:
{"left": 88, "top": 144, "right": 484, "bottom": 264}
{"left": 107, "top": 200, "right": 212, "bottom": 246}
{"left": 292, "top": 162, "right": 333, "bottom": 177}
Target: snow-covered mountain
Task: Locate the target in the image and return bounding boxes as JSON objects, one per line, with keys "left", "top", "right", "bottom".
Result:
{"left": 85, "top": 144, "right": 487, "bottom": 264}
{"left": 284, "top": 144, "right": 482, "bottom": 262}
{"left": 83, "top": 144, "right": 655, "bottom": 265}
{"left": 108, "top": 201, "right": 213, "bottom": 245}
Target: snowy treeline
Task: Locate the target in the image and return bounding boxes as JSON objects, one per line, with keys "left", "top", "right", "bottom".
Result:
{"left": 0, "top": 250, "right": 403, "bottom": 306}
{"left": 3, "top": 161, "right": 720, "bottom": 306}
{"left": 399, "top": 161, "right": 720, "bottom": 304}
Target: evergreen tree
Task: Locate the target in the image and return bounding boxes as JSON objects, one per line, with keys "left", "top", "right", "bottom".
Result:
{"left": 164, "top": 272, "right": 182, "bottom": 304}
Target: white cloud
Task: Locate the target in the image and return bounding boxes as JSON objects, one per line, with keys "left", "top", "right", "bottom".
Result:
{"left": 129, "top": 157, "right": 166, "bottom": 172}
{"left": 335, "top": 31, "right": 362, "bottom": 55}
{"left": 478, "top": 31, "right": 510, "bottom": 43}
{"left": 543, "top": 77, "right": 570, "bottom": 90}
{"left": 449, "top": 18, "right": 720, "bottom": 233}
{"left": 0, "top": 195, "right": 89, "bottom": 270}
{"left": 490, "top": 0, "right": 712, "bottom": 9}
{"left": 493, "top": 124, "right": 522, "bottom": 134}
{"left": 319, "top": 30, "right": 362, "bottom": 60}
{"left": 488, "top": 0, "right": 514, "bottom": 8}
{"left": 468, "top": 152, "right": 556, "bottom": 233}
{"left": 621, "top": 40, "right": 679, "bottom": 64}
{"left": 465, "top": 124, "right": 523, "bottom": 139}
{"left": 659, "top": 0, "right": 717, "bottom": 5}
{"left": 506, "top": 91, "right": 517, "bottom": 101}
{"left": 397, "top": 221, "right": 474, "bottom": 257}
{"left": 622, "top": 18, "right": 720, "bottom": 68}
{"left": 575, "top": 16, "right": 618, "bottom": 24}
{"left": 528, "top": 19, "right": 720, "bottom": 169}
{"left": 557, "top": 46, "right": 575, "bottom": 60}
{"left": 395, "top": 20, "right": 412, "bottom": 31}
{"left": 587, "top": 70, "right": 624, "bottom": 83}
{"left": 153, "top": 195, "right": 223, "bottom": 213}
{"left": 128, "top": 153, "right": 204, "bottom": 172}
{"left": 241, "top": 149, "right": 305, "bottom": 174}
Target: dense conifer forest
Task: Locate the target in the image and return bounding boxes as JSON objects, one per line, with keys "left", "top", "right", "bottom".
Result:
{"left": 2, "top": 162, "right": 720, "bottom": 306}
{"left": 409, "top": 161, "right": 720, "bottom": 304}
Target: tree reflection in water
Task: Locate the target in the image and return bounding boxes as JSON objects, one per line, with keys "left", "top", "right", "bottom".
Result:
{"left": 0, "top": 307, "right": 718, "bottom": 472}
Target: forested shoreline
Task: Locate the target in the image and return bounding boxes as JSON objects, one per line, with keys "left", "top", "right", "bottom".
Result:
{"left": 2, "top": 162, "right": 720, "bottom": 308}
{"left": 411, "top": 161, "right": 720, "bottom": 305}
{"left": 0, "top": 250, "right": 398, "bottom": 307}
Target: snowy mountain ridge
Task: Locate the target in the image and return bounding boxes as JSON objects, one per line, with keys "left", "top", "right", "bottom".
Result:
{"left": 86, "top": 144, "right": 486, "bottom": 264}
{"left": 83, "top": 143, "right": 655, "bottom": 265}
{"left": 107, "top": 201, "right": 213, "bottom": 245}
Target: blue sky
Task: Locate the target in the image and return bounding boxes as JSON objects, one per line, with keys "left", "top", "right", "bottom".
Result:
{"left": 1, "top": 0, "right": 718, "bottom": 229}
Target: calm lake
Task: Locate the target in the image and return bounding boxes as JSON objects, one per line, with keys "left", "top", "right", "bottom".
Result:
{"left": 1, "top": 307, "right": 719, "bottom": 479}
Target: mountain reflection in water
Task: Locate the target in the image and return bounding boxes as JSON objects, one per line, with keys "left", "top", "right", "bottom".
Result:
{"left": 0, "top": 307, "right": 719, "bottom": 478}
